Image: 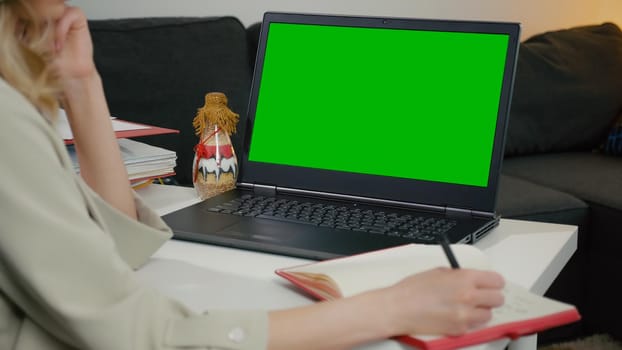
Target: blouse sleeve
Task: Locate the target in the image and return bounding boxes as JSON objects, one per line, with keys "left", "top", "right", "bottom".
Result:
{"left": 0, "top": 83, "right": 268, "bottom": 350}
{"left": 85, "top": 186, "right": 173, "bottom": 269}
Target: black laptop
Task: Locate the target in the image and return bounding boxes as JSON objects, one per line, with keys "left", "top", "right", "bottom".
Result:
{"left": 163, "top": 12, "right": 521, "bottom": 260}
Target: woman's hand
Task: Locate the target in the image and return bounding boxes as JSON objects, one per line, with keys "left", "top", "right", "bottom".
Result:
{"left": 51, "top": 6, "right": 97, "bottom": 92}
{"left": 379, "top": 267, "right": 505, "bottom": 337}
{"left": 267, "top": 267, "right": 505, "bottom": 350}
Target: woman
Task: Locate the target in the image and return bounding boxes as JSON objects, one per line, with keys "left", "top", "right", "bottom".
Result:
{"left": 0, "top": 0, "right": 506, "bottom": 349}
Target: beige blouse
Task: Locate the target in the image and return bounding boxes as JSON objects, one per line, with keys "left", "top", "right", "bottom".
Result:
{"left": 0, "top": 78, "right": 268, "bottom": 350}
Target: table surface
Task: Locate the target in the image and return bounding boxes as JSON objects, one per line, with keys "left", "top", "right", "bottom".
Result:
{"left": 136, "top": 184, "right": 578, "bottom": 350}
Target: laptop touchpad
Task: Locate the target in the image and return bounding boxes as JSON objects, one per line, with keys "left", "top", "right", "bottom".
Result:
{"left": 220, "top": 219, "right": 299, "bottom": 242}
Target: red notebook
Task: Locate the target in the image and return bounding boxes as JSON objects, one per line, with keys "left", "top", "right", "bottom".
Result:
{"left": 55, "top": 109, "right": 178, "bottom": 144}
{"left": 276, "top": 244, "right": 581, "bottom": 350}
{"left": 62, "top": 119, "right": 179, "bottom": 145}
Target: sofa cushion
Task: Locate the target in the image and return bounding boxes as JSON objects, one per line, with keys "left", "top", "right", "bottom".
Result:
{"left": 496, "top": 174, "right": 587, "bottom": 223}
{"left": 505, "top": 23, "right": 622, "bottom": 156}
{"left": 90, "top": 17, "right": 253, "bottom": 186}
{"left": 602, "top": 112, "right": 622, "bottom": 156}
{"left": 502, "top": 152, "right": 622, "bottom": 211}
{"left": 246, "top": 22, "right": 262, "bottom": 70}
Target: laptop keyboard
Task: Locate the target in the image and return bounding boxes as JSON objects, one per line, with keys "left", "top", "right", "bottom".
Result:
{"left": 208, "top": 194, "right": 457, "bottom": 242}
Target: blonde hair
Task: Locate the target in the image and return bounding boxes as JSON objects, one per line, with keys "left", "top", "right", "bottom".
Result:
{"left": 0, "top": 0, "right": 59, "bottom": 118}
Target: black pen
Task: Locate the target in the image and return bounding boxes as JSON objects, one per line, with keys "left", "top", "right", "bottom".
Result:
{"left": 439, "top": 232, "right": 460, "bottom": 269}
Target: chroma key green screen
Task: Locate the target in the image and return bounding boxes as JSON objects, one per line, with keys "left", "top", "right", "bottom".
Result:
{"left": 248, "top": 22, "right": 509, "bottom": 188}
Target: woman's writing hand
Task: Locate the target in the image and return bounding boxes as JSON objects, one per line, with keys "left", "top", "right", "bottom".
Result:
{"left": 380, "top": 267, "right": 505, "bottom": 337}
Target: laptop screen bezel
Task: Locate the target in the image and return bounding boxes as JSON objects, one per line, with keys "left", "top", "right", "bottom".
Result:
{"left": 240, "top": 12, "right": 520, "bottom": 213}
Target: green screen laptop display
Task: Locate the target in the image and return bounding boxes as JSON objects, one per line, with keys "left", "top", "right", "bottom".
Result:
{"left": 248, "top": 22, "right": 509, "bottom": 188}
{"left": 161, "top": 14, "right": 521, "bottom": 261}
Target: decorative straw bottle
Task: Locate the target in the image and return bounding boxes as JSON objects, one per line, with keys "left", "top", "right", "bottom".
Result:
{"left": 192, "top": 92, "right": 239, "bottom": 200}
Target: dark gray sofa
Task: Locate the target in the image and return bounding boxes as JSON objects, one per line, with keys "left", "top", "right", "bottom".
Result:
{"left": 88, "top": 17, "right": 622, "bottom": 344}
{"left": 89, "top": 17, "right": 255, "bottom": 186}
{"left": 496, "top": 22, "right": 622, "bottom": 343}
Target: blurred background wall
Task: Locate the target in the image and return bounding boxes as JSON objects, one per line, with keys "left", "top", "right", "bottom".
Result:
{"left": 71, "top": 0, "right": 622, "bottom": 40}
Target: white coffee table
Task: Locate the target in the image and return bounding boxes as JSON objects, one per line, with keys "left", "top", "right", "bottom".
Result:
{"left": 136, "top": 184, "right": 578, "bottom": 350}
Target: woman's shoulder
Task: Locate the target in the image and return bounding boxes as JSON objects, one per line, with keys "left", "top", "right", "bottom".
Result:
{"left": 0, "top": 77, "right": 47, "bottom": 126}
{"left": 0, "top": 77, "right": 69, "bottom": 174}
{"left": 0, "top": 78, "right": 60, "bottom": 143}
{"left": 0, "top": 77, "right": 36, "bottom": 110}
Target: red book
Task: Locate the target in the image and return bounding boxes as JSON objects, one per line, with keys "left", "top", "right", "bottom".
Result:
{"left": 55, "top": 109, "right": 179, "bottom": 145}
{"left": 276, "top": 244, "right": 580, "bottom": 350}
{"left": 62, "top": 119, "right": 179, "bottom": 145}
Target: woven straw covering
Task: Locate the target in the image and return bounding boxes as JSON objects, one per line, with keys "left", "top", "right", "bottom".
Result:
{"left": 192, "top": 92, "right": 239, "bottom": 137}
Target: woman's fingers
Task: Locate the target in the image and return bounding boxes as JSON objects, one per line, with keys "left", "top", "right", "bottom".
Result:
{"left": 51, "top": 6, "right": 96, "bottom": 84}
{"left": 386, "top": 268, "right": 507, "bottom": 337}
{"left": 472, "top": 269, "right": 506, "bottom": 289}
{"left": 54, "top": 6, "right": 82, "bottom": 52}
{"left": 474, "top": 288, "right": 505, "bottom": 308}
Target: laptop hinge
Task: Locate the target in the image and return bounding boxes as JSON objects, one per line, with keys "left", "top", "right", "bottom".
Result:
{"left": 446, "top": 207, "right": 496, "bottom": 219}
{"left": 251, "top": 184, "right": 277, "bottom": 196}
{"left": 445, "top": 207, "right": 471, "bottom": 218}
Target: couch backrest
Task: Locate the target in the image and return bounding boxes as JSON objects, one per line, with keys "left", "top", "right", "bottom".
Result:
{"left": 505, "top": 22, "right": 622, "bottom": 157}
{"left": 90, "top": 17, "right": 253, "bottom": 186}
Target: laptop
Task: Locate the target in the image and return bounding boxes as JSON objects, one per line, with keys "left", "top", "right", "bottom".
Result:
{"left": 162, "top": 12, "right": 521, "bottom": 260}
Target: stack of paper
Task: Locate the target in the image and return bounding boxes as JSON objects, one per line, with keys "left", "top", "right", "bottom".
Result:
{"left": 67, "top": 138, "right": 177, "bottom": 183}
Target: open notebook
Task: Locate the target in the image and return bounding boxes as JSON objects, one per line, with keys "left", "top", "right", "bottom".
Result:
{"left": 162, "top": 12, "right": 521, "bottom": 260}
{"left": 276, "top": 243, "right": 580, "bottom": 350}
